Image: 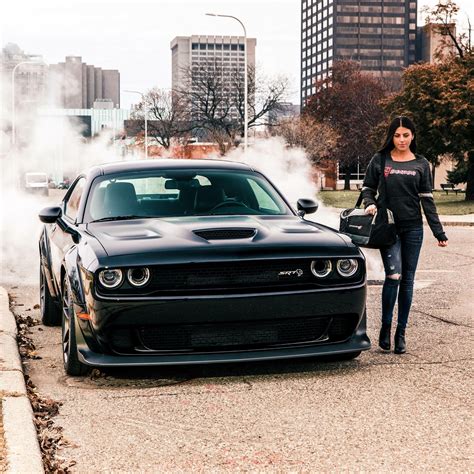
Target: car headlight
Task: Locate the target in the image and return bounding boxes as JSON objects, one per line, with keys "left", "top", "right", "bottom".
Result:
{"left": 311, "top": 259, "right": 332, "bottom": 278}
{"left": 127, "top": 267, "right": 151, "bottom": 287}
{"left": 336, "top": 259, "right": 359, "bottom": 277}
{"left": 98, "top": 269, "right": 123, "bottom": 289}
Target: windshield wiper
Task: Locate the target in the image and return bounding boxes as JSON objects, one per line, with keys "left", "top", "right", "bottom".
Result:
{"left": 90, "top": 215, "right": 149, "bottom": 223}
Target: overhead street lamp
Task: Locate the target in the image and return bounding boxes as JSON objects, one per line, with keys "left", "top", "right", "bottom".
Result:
{"left": 206, "top": 13, "right": 248, "bottom": 151}
{"left": 124, "top": 89, "right": 148, "bottom": 159}
{"left": 11, "top": 59, "right": 48, "bottom": 146}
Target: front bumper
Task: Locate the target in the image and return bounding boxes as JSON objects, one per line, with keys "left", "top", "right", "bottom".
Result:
{"left": 76, "top": 283, "right": 370, "bottom": 367}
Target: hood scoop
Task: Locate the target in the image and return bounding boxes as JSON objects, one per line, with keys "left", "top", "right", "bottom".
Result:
{"left": 194, "top": 228, "right": 257, "bottom": 240}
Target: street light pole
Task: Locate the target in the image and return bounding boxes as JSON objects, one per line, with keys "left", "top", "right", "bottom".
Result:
{"left": 206, "top": 13, "right": 248, "bottom": 151}
{"left": 124, "top": 89, "right": 148, "bottom": 159}
{"left": 11, "top": 60, "right": 47, "bottom": 146}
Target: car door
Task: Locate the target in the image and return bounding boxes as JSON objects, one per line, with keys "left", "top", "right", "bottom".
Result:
{"left": 49, "top": 177, "right": 87, "bottom": 287}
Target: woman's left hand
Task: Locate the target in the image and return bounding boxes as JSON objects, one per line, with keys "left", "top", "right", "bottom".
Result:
{"left": 438, "top": 241, "right": 448, "bottom": 247}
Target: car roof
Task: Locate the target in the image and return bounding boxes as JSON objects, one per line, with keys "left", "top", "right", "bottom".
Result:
{"left": 87, "top": 158, "right": 254, "bottom": 179}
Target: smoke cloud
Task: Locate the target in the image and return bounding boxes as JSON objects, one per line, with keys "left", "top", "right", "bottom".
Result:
{"left": 224, "top": 136, "right": 385, "bottom": 280}
{"left": 0, "top": 106, "right": 383, "bottom": 286}
{"left": 0, "top": 79, "right": 125, "bottom": 285}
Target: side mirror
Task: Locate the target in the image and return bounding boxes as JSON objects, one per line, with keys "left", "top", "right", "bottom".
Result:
{"left": 297, "top": 198, "right": 318, "bottom": 216}
{"left": 39, "top": 206, "right": 62, "bottom": 223}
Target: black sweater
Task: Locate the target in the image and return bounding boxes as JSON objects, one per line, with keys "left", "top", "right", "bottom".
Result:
{"left": 361, "top": 152, "right": 447, "bottom": 241}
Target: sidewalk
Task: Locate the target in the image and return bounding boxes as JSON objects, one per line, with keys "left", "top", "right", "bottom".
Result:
{"left": 0, "top": 288, "right": 43, "bottom": 473}
{"left": 437, "top": 213, "right": 474, "bottom": 226}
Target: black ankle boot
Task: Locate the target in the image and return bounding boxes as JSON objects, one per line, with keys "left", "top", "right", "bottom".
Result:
{"left": 394, "top": 326, "right": 406, "bottom": 354}
{"left": 378, "top": 322, "right": 391, "bottom": 351}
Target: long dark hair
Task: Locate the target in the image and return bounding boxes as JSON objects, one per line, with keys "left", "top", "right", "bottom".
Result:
{"left": 378, "top": 116, "right": 417, "bottom": 154}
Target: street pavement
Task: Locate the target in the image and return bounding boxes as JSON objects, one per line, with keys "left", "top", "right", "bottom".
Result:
{"left": 0, "top": 196, "right": 473, "bottom": 471}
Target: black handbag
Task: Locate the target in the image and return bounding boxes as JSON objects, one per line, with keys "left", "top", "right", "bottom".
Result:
{"left": 339, "top": 154, "right": 397, "bottom": 249}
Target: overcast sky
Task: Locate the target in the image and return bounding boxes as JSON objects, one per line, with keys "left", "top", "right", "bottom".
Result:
{"left": 1, "top": 0, "right": 472, "bottom": 108}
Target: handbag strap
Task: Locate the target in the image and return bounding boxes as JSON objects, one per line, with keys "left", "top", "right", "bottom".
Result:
{"left": 355, "top": 152, "right": 388, "bottom": 209}
{"left": 379, "top": 152, "right": 389, "bottom": 210}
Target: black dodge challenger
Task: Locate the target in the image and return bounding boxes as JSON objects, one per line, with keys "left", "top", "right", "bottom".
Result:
{"left": 39, "top": 159, "right": 370, "bottom": 375}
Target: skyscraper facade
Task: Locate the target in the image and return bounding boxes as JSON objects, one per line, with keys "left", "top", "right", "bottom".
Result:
{"left": 301, "top": 0, "right": 417, "bottom": 105}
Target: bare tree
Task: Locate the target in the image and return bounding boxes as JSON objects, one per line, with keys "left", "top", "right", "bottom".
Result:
{"left": 231, "top": 65, "right": 289, "bottom": 130}
{"left": 176, "top": 62, "right": 290, "bottom": 153}
{"left": 131, "top": 88, "right": 193, "bottom": 149}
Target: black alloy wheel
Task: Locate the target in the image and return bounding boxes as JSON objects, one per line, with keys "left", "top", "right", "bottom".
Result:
{"left": 61, "top": 277, "right": 89, "bottom": 376}
{"left": 40, "top": 265, "right": 61, "bottom": 326}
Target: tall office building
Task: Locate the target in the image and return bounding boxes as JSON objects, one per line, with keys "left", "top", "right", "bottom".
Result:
{"left": 301, "top": 0, "right": 417, "bottom": 105}
{"left": 49, "top": 56, "right": 120, "bottom": 109}
{"left": 1, "top": 43, "right": 48, "bottom": 112}
{"left": 171, "top": 35, "right": 256, "bottom": 121}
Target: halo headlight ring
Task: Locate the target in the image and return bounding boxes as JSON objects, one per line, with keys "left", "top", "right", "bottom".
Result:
{"left": 336, "top": 259, "right": 359, "bottom": 277}
{"left": 311, "top": 259, "right": 332, "bottom": 278}
{"left": 98, "top": 269, "right": 123, "bottom": 289}
{"left": 127, "top": 267, "right": 151, "bottom": 287}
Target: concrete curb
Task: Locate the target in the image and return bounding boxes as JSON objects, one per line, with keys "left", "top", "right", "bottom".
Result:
{"left": 439, "top": 220, "right": 474, "bottom": 227}
{"left": 0, "top": 287, "right": 44, "bottom": 474}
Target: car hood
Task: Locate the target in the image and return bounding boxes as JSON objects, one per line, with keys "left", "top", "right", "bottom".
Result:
{"left": 86, "top": 215, "right": 357, "bottom": 266}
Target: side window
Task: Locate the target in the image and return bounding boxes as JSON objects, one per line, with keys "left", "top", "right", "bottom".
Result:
{"left": 64, "top": 178, "right": 86, "bottom": 221}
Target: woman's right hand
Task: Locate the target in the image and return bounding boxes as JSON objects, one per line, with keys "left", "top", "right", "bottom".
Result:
{"left": 364, "top": 204, "right": 377, "bottom": 215}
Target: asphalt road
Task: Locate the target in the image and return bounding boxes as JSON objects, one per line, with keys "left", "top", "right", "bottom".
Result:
{"left": 2, "top": 190, "right": 473, "bottom": 472}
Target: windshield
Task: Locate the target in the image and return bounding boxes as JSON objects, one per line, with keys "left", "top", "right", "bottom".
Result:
{"left": 85, "top": 169, "right": 292, "bottom": 222}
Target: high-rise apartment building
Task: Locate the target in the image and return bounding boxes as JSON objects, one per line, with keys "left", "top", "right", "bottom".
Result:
{"left": 49, "top": 56, "right": 120, "bottom": 109}
{"left": 171, "top": 35, "right": 256, "bottom": 121}
{"left": 301, "top": 0, "right": 417, "bottom": 105}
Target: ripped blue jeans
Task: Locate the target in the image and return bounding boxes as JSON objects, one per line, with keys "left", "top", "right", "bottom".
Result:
{"left": 380, "top": 227, "right": 423, "bottom": 329}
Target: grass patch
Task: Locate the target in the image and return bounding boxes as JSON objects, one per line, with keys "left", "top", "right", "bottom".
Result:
{"left": 318, "top": 190, "right": 474, "bottom": 215}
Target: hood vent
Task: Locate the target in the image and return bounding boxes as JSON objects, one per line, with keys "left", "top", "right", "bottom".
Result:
{"left": 194, "top": 228, "right": 256, "bottom": 240}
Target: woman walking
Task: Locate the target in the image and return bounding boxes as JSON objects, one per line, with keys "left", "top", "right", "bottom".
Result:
{"left": 361, "top": 116, "right": 448, "bottom": 354}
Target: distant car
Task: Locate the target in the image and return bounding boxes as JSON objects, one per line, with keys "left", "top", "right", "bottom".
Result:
{"left": 24, "top": 172, "right": 49, "bottom": 196}
{"left": 57, "top": 181, "right": 70, "bottom": 190}
{"left": 38, "top": 159, "right": 370, "bottom": 375}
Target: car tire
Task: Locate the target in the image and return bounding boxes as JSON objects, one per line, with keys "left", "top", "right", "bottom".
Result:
{"left": 40, "top": 266, "right": 61, "bottom": 326}
{"left": 61, "top": 277, "right": 89, "bottom": 376}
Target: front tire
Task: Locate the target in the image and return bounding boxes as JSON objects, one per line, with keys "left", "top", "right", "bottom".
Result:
{"left": 40, "top": 266, "right": 61, "bottom": 326}
{"left": 61, "top": 277, "right": 89, "bottom": 376}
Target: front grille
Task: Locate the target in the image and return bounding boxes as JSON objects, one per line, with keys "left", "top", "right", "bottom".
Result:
{"left": 194, "top": 228, "right": 256, "bottom": 240}
{"left": 98, "top": 258, "right": 364, "bottom": 297}
{"left": 131, "top": 314, "right": 358, "bottom": 353}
